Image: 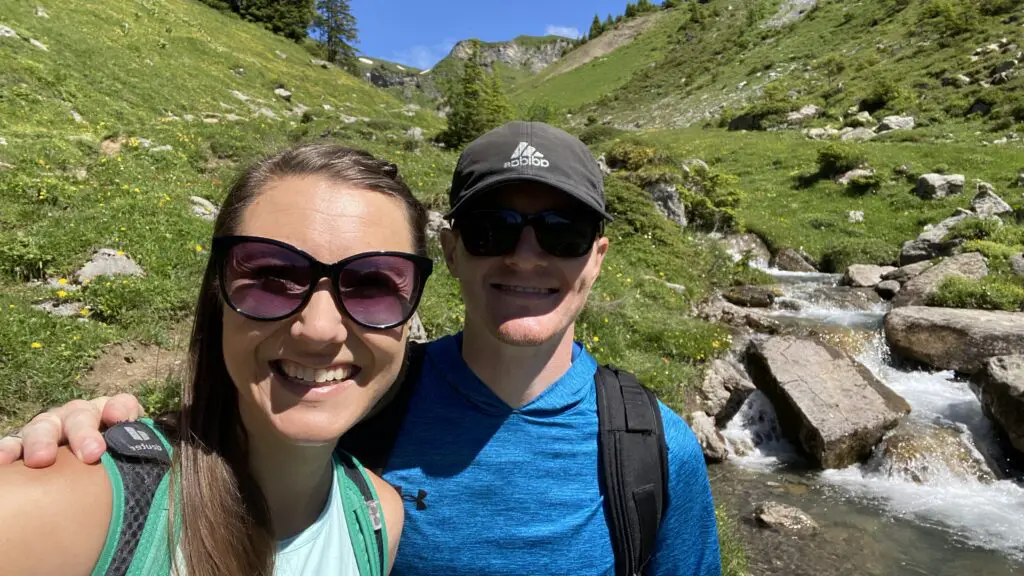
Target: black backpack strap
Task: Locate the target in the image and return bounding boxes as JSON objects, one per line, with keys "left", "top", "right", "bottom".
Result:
{"left": 337, "top": 341, "right": 426, "bottom": 472}
{"left": 595, "top": 365, "right": 669, "bottom": 576}
{"left": 338, "top": 452, "right": 386, "bottom": 575}
{"left": 102, "top": 420, "right": 173, "bottom": 576}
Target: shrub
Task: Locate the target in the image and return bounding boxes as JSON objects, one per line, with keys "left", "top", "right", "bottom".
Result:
{"left": 816, "top": 143, "right": 867, "bottom": 178}
{"left": 942, "top": 218, "right": 1003, "bottom": 242}
{"left": 680, "top": 171, "right": 744, "bottom": 233}
{"left": 820, "top": 237, "right": 897, "bottom": 272}
{"left": 859, "top": 78, "right": 910, "bottom": 114}
{"left": 962, "top": 240, "right": 1023, "bottom": 261}
{"left": 848, "top": 172, "right": 883, "bottom": 194}
{"left": 605, "top": 140, "right": 661, "bottom": 171}
{"left": 579, "top": 125, "right": 626, "bottom": 146}
{"left": 929, "top": 276, "right": 1024, "bottom": 311}
{"left": 0, "top": 236, "right": 54, "bottom": 281}
{"left": 992, "top": 225, "right": 1024, "bottom": 246}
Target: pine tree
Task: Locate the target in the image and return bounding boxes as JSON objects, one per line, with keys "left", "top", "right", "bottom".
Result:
{"left": 240, "top": 0, "right": 314, "bottom": 42}
{"left": 589, "top": 14, "right": 603, "bottom": 40}
{"left": 481, "top": 73, "right": 512, "bottom": 131}
{"left": 312, "top": 0, "right": 358, "bottom": 71}
{"left": 604, "top": 14, "right": 614, "bottom": 29}
{"left": 440, "top": 40, "right": 493, "bottom": 148}
{"left": 625, "top": 3, "right": 637, "bottom": 18}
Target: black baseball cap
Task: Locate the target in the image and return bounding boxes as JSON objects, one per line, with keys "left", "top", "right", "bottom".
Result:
{"left": 445, "top": 121, "right": 612, "bottom": 221}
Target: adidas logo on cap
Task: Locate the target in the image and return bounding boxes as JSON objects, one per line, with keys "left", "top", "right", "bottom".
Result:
{"left": 504, "top": 141, "right": 550, "bottom": 169}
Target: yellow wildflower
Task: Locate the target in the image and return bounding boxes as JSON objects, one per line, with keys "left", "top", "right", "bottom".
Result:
{"left": 57, "top": 278, "right": 68, "bottom": 285}
{"left": 195, "top": 244, "right": 204, "bottom": 252}
{"left": 592, "top": 335, "right": 600, "bottom": 343}
{"left": 31, "top": 342, "right": 42, "bottom": 349}
{"left": 57, "top": 290, "right": 67, "bottom": 298}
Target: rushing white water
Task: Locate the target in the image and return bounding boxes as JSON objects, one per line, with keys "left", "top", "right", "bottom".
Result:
{"left": 722, "top": 270, "right": 1024, "bottom": 561}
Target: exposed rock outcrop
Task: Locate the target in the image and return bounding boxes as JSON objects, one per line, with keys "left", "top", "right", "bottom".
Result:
{"left": 884, "top": 307, "right": 1024, "bottom": 374}
{"left": 698, "top": 357, "right": 756, "bottom": 425}
{"left": 771, "top": 248, "right": 817, "bottom": 272}
{"left": 892, "top": 252, "right": 988, "bottom": 307}
{"left": 449, "top": 37, "right": 572, "bottom": 73}
{"left": 842, "top": 265, "right": 897, "bottom": 288}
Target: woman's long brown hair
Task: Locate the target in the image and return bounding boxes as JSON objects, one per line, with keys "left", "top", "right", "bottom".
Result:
{"left": 162, "top": 144, "right": 427, "bottom": 576}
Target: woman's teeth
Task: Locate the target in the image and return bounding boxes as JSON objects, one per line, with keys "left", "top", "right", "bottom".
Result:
{"left": 279, "top": 360, "right": 351, "bottom": 384}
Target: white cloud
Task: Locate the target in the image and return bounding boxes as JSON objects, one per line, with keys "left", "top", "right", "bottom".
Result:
{"left": 545, "top": 25, "right": 582, "bottom": 39}
{"left": 391, "top": 39, "right": 456, "bottom": 70}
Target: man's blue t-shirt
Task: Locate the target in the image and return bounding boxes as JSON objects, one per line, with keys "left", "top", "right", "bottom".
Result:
{"left": 381, "top": 333, "right": 721, "bottom": 575}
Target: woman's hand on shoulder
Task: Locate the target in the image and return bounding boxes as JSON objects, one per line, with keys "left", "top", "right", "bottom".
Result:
{"left": 0, "top": 394, "right": 146, "bottom": 467}
{"left": 0, "top": 446, "right": 114, "bottom": 575}
{"left": 368, "top": 472, "right": 404, "bottom": 575}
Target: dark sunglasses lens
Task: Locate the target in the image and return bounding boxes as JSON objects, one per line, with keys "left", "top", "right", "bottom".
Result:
{"left": 459, "top": 212, "right": 522, "bottom": 257}
{"left": 222, "top": 242, "right": 312, "bottom": 319}
{"left": 338, "top": 255, "right": 422, "bottom": 328}
{"left": 535, "top": 213, "right": 598, "bottom": 258}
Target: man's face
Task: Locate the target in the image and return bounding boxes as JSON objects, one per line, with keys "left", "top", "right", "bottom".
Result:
{"left": 440, "top": 183, "right": 609, "bottom": 346}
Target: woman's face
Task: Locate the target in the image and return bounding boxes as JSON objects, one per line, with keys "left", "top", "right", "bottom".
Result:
{"left": 221, "top": 174, "right": 415, "bottom": 447}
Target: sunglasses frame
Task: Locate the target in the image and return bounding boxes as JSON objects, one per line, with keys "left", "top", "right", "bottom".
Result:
{"left": 211, "top": 235, "right": 433, "bottom": 329}
{"left": 452, "top": 209, "right": 605, "bottom": 259}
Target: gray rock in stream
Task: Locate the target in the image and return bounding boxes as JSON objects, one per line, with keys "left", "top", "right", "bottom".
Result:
{"left": 745, "top": 336, "right": 911, "bottom": 469}
{"left": 842, "top": 264, "right": 897, "bottom": 288}
{"left": 771, "top": 248, "right": 817, "bottom": 272}
{"left": 892, "top": 252, "right": 988, "bottom": 307}
{"left": 973, "top": 355, "right": 1024, "bottom": 456}
{"left": 875, "top": 280, "right": 901, "bottom": 300}
{"left": 866, "top": 422, "right": 996, "bottom": 484}
{"left": 723, "top": 286, "right": 782, "bottom": 308}
{"left": 882, "top": 260, "right": 934, "bottom": 284}
{"left": 885, "top": 307, "right": 1024, "bottom": 374}
{"left": 688, "top": 411, "right": 729, "bottom": 463}
{"left": 753, "top": 501, "right": 818, "bottom": 534}
{"left": 720, "top": 233, "right": 771, "bottom": 268}
{"left": 699, "top": 357, "right": 756, "bottom": 425}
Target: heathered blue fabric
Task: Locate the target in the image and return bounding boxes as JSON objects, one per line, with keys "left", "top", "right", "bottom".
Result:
{"left": 382, "top": 333, "right": 721, "bottom": 575}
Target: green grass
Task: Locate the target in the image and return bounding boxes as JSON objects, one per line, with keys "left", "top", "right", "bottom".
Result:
{"left": 628, "top": 127, "right": 1024, "bottom": 270}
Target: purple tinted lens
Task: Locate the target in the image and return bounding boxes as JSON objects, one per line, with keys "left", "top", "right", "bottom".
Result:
{"left": 224, "top": 242, "right": 312, "bottom": 319}
{"left": 338, "top": 255, "right": 419, "bottom": 327}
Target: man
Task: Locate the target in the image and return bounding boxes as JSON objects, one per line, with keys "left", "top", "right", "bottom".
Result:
{"left": 0, "top": 121, "right": 721, "bottom": 575}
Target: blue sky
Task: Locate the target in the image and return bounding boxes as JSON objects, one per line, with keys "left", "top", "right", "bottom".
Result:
{"left": 351, "top": 0, "right": 641, "bottom": 70}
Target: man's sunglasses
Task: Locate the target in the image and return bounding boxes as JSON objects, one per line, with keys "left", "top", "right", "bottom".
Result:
{"left": 211, "top": 236, "right": 433, "bottom": 330}
{"left": 453, "top": 210, "right": 603, "bottom": 258}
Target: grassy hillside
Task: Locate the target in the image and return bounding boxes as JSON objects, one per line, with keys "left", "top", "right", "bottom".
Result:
{"left": 513, "top": 10, "right": 678, "bottom": 112}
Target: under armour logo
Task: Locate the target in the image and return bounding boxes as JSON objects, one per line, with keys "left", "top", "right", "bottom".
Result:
{"left": 395, "top": 486, "right": 428, "bottom": 511}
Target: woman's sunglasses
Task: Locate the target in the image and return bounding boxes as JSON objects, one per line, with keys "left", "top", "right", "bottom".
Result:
{"left": 453, "top": 209, "right": 603, "bottom": 259}
{"left": 212, "top": 236, "right": 433, "bottom": 329}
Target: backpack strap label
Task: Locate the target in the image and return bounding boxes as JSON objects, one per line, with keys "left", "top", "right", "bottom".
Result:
{"left": 104, "top": 421, "right": 171, "bottom": 464}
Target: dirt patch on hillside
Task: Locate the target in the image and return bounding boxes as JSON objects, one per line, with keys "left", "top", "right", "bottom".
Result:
{"left": 543, "top": 11, "right": 664, "bottom": 79}
{"left": 79, "top": 326, "right": 191, "bottom": 396}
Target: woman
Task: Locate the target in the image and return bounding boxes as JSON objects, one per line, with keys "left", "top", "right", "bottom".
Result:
{"left": 0, "top": 143, "right": 434, "bottom": 576}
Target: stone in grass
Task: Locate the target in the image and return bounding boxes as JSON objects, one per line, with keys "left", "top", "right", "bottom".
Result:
{"left": 0, "top": 136, "right": 6, "bottom": 146}
{"left": 190, "top": 196, "right": 219, "bottom": 221}
{"left": 29, "top": 38, "right": 48, "bottom": 51}
{"left": 76, "top": 249, "right": 144, "bottom": 283}
{"left": 754, "top": 501, "right": 818, "bottom": 535}
{"left": 274, "top": 88, "right": 293, "bottom": 102}
{"left": 0, "top": 25, "right": 18, "bottom": 39}
{"left": 32, "top": 300, "right": 87, "bottom": 318}
{"left": 1011, "top": 253, "right": 1024, "bottom": 277}
{"left": 35, "top": 7, "right": 49, "bottom": 18}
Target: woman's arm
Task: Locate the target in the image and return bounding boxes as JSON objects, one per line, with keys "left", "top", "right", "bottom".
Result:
{"left": 0, "top": 446, "right": 114, "bottom": 575}
{"left": 368, "top": 471, "right": 404, "bottom": 575}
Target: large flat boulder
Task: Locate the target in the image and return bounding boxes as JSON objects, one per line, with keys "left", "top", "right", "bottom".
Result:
{"left": 973, "top": 355, "right": 1024, "bottom": 455}
{"left": 744, "top": 336, "right": 911, "bottom": 468}
{"left": 892, "top": 252, "right": 988, "bottom": 307}
{"left": 916, "top": 174, "right": 965, "bottom": 199}
{"left": 843, "top": 264, "right": 897, "bottom": 287}
{"left": 771, "top": 247, "right": 817, "bottom": 272}
{"left": 884, "top": 307, "right": 1024, "bottom": 374}
{"left": 898, "top": 210, "right": 974, "bottom": 265}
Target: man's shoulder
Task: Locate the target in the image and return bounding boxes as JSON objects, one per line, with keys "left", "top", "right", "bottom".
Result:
{"left": 655, "top": 400, "right": 704, "bottom": 467}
